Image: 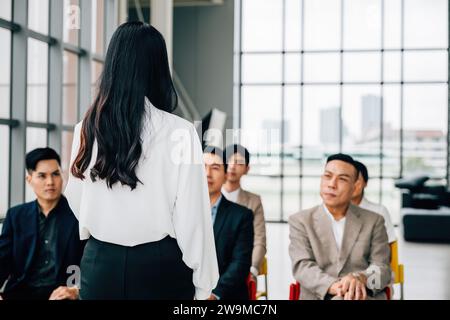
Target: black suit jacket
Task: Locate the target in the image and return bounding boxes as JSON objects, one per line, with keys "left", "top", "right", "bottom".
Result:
{"left": 212, "top": 195, "right": 254, "bottom": 300}
{"left": 0, "top": 196, "right": 85, "bottom": 294}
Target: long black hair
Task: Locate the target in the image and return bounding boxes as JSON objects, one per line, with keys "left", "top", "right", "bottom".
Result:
{"left": 71, "top": 21, "right": 177, "bottom": 190}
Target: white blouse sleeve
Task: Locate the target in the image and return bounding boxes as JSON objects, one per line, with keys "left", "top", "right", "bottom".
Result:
{"left": 64, "top": 122, "right": 83, "bottom": 219}
{"left": 172, "top": 124, "right": 219, "bottom": 300}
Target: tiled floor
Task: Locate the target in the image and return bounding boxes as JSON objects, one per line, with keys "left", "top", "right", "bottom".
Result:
{"left": 258, "top": 223, "right": 450, "bottom": 300}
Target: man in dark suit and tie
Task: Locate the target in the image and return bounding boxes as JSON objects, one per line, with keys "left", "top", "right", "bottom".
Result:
{"left": 0, "top": 148, "right": 85, "bottom": 300}
{"left": 203, "top": 146, "right": 253, "bottom": 300}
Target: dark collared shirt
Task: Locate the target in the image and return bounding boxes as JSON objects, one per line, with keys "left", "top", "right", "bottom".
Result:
{"left": 211, "top": 194, "right": 223, "bottom": 225}
{"left": 26, "top": 205, "right": 59, "bottom": 288}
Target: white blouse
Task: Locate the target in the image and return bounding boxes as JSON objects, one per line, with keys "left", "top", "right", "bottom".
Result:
{"left": 64, "top": 98, "right": 219, "bottom": 300}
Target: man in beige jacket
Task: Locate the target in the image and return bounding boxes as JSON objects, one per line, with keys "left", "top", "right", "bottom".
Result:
{"left": 222, "top": 144, "right": 267, "bottom": 280}
{"left": 289, "top": 153, "right": 391, "bottom": 300}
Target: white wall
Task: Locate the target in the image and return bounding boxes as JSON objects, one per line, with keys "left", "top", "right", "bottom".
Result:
{"left": 173, "top": 0, "right": 235, "bottom": 129}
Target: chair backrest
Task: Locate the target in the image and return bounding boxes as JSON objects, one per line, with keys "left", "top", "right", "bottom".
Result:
{"left": 259, "top": 256, "right": 268, "bottom": 275}
{"left": 247, "top": 274, "right": 257, "bottom": 300}
{"left": 289, "top": 281, "right": 300, "bottom": 300}
{"left": 390, "top": 241, "right": 404, "bottom": 284}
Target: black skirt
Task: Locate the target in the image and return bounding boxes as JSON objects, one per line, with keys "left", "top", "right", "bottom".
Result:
{"left": 79, "top": 235, "right": 195, "bottom": 300}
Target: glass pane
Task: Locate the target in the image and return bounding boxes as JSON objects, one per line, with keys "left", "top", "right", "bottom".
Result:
{"left": 241, "top": 86, "right": 282, "bottom": 175}
{"left": 0, "top": 29, "right": 11, "bottom": 118}
{"left": 283, "top": 85, "right": 301, "bottom": 219}
{"left": 91, "top": 61, "right": 103, "bottom": 102}
{"left": 381, "top": 178, "right": 401, "bottom": 225}
{"left": 241, "top": 54, "right": 282, "bottom": 84}
{"left": 304, "top": 0, "right": 341, "bottom": 50}
{"left": 28, "top": 0, "right": 49, "bottom": 34}
{"left": 27, "top": 39, "right": 48, "bottom": 122}
{"left": 403, "top": 84, "right": 447, "bottom": 178}
{"left": 0, "top": 0, "right": 12, "bottom": 21}
{"left": 382, "top": 85, "right": 401, "bottom": 177}
{"left": 283, "top": 176, "right": 300, "bottom": 219}
{"left": 404, "top": 0, "right": 448, "bottom": 48}
{"left": 283, "top": 85, "right": 301, "bottom": 153}
{"left": 303, "top": 85, "right": 340, "bottom": 175}
{"left": 241, "top": 175, "right": 281, "bottom": 221}
{"left": 343, "top": 52, "right": 381, "bottom": 82}
{"left": 25, "top": 127, "right": 48, "bottom": 202}
{"left": 92, "top": 0, "right": 105, "bottom": 54}
{"left": 301, "top": 177, "right": 322, "bottom": 211}
{"left": 0, "top": 126, "right": 9, "bottom": 218}
{"left": 26, "top": 127, "right": 47, "bottom": 152}
{"left": 64, "top": 0, "right": 80, "bottom": 45}
{"left": 242, "top": 0, "right": 283, "bottom": 51}
{"left": 61, "top": 130, "right": 74, "bottom": 183}
{"left": 363, "top": 178, "right": 381, "bottom": 204}
{"left": 303, "top": 53, "right": 340, "bottom": 83}
{"left": 342, "top": 85, "right": 381, "bottom": 177}
{"left": 384, "top": 0, "right": 401, "bottom": 49}
{"left": 285, "top": 0, "right": 302, "bottom": 51}
{"left": 404, "top": 50, "right": 448, "bottom": 82}
{"left": 284, "top": 53, "right": 301, "bottom": 83}
{"left": 383, "top": 51, "right": 401, "bottom": 83}
{"left": 63, "top": 51, "right": 78, "bottom": 125}
{"left": 343, "top": 0, "right": 381, "bottom": 49}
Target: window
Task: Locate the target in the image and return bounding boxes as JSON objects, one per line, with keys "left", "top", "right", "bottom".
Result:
{"left": 238, "top": 0, "right": 449, "bottom": 224}
{"left": 64, "top": 0, "right": 80, "bottom": 45}
{"left": 0, "top": 126, "right": 9, "bottom": 219}
{"left": 61, "top": 130, "right": 74, "bottom": 183}
{"left": 0, "top": 0, "right": 113, "bottom": 217}
{"left": 91, "top": 60, "right": 103, "bottom": 101}
{"left": 28, "top": 0, "right": 49, "bottom": 35}
{"left": 92, "top": 0, "right": 105, "bottom": 55}
{"left": 63, "top": 51, "right": 79, "bottom": 126}
{"left": 0, "top": 28, "right": 10, "bottom": 119}
{"left": 27, "top": 38, "right": 48, "bottom": 123}
{"left": 0, "top": 0, "right": 12, "bottom": 21}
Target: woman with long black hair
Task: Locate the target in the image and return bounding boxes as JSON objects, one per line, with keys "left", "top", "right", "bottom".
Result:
{"left": 64, "top": 21, "right": 218, "bottom": 300}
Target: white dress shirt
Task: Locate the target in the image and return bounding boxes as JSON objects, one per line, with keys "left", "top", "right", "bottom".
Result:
{"left": 221, "top": 187, "right": 240, "bottom": 203}
{"left": 323, "top": 204, "right": 346, "bottom": 251}
{"left": 359, "top": 197, "right": 397, "bottom": 243}
{"left": 64, "top": 98, "right": 219, "bottom": 300}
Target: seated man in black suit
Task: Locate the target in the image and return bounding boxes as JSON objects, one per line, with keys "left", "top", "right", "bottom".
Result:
{"left": 203, "top": 146, "right": 253, "bottom": 300}
{"left": 0, "top": 148, "right": 85, "bottom": 300}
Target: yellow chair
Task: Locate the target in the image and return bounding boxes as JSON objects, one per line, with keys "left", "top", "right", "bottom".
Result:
{"left": 389, "top": 241, "right": 405, "bottom": 300}
{"left": 256, "top": 256, "right": 268, "bottom": 299}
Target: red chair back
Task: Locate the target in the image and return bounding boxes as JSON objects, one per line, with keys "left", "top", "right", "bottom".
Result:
{"left": 289, "top": 281, "right": 300, "bottom": 300}
{"left": 247, "top": 274, "right": 257, "bottom": 300}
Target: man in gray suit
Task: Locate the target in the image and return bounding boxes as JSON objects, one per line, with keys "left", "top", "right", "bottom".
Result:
{"left": 289, "top": 154, "right": 391, "bottom": 300}
{"left": 222, "top": 144, "right": 266, "bottom": 281}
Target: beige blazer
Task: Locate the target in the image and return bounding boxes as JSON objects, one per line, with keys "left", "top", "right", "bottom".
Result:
{"left": 237, "top": 189, "right": 267, "bottom": 271}
{"left": 288, "top": 204, "right": 391, "bottom": 300}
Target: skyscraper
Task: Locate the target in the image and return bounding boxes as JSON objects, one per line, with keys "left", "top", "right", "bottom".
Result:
{"left": 320, "top": 107, "right": 340, "bottom": 145}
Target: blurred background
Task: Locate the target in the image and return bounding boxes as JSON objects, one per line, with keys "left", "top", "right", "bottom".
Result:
{"left": 1, "top": 0, "right": 449, "bottom": 299}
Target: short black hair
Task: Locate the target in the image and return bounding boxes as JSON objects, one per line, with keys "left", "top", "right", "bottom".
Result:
{"left": 25, "top": 147, "right": 61, "bottom": 173}
{"left": 354, "top": 160, "right": 369, "bottom": 183}
{"left": 203, "top": 145, "right": 227, "bottom": 173}
{"left": 326, "top": 153, "right": 359, "bottom": 179}
{"left": 224, "top": 144, "right": 250, "bottom": 166}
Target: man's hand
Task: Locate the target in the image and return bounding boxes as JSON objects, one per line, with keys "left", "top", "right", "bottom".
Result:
{"left": 328, "top": 280, "right": 343, "bottom": 296}
{"left": 49, "top": 286, "right": 79, "bottom": 300}
{"left": 0, "top": 294, "right": 3, "bottom": 301}
{"left": 340, "top": 274, "right": 367, "bottom": 300}
{"left": 207, "top": 294, "right": 217, "bottom": 300}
